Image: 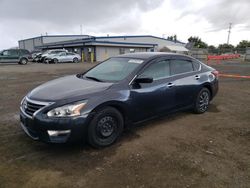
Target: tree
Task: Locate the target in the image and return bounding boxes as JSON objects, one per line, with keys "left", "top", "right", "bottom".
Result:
{"left": 208, "top": 45, "right": 218, "bottom": 54}
{"left": 217, "top": 43, "right": 234, "bottom": 54}
{"left": 235, "top": 40, "right": 250, "bottom": 53}
{"left": 236, "top": 40, "right": 250, "bottom": 48}
{"left": 188, "top": 36, "right": 208, "bottom": 48}
{"left": 167, "top": 35, "right": 177, "bottom": 42}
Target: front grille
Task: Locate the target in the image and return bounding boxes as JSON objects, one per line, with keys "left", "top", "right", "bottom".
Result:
{"left": 23, "top": 99, "right": 46, "bottom": 117}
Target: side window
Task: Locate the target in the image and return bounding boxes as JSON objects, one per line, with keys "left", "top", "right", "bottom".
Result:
{"left": 3, "top": 50, "right": 10, "bottom": 56}
{"left": 60, "top": 52, "right": 66, "bottom": 56}
{"left": 171, "top": 59, "right": 194, "bottom": 75}
{"left": 192, "top": 60, "right": 201, "bottom": 71}
{"left": 20, "top": 50, "right": 29, "bottom": 55}
{"left": 140, "top": 60, "right": 170, "bottom": 80}
{"left": 10, "top": 50, "right": 19, "bottom": 56}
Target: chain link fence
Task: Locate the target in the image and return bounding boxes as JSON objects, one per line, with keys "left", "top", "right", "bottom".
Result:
{"left": 189, "top": 47, "right": 249, "bottom": 62}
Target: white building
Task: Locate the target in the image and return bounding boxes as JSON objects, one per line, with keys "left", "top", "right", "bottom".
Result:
{"left": 19, "top": 35, "right": 188, "bottom": 62}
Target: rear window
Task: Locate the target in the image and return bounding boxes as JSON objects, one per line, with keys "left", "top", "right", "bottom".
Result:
{"left": 171, "top": 60, "right": 194, "bottom": 75}
{"left": 192, "top": 60, "right": 201, "bottom": 71}
{"left": 20, "top": 50, "right": 30, "bottom": 55}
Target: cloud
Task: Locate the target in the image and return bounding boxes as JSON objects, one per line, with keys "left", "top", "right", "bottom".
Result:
{"left": 0, "top": 0, "right": 163, "bottom": 30}
{"left": 0, "top": 0, "right": 164, "bottom": 49}
{"left": 175, "top": 0, "right": 250, "bottom": 31}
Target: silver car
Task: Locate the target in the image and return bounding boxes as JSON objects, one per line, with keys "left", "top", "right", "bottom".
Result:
{"left": 45, "top": 52, "right": 81, "bottom": 63}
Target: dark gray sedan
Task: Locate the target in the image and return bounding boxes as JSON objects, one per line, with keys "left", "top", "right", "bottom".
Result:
{"left": 20, "top": 52, "right": 218, "bottom": 148}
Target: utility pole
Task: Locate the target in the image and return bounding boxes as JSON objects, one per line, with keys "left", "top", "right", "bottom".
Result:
{"left": 227, "top": 23, "right": 232, "bottom": 44}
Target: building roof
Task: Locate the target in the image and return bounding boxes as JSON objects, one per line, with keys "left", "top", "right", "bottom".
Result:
{"left": 36, "top": 37, "right": 158, "bottom": 49}
{"left": 18, "top": 35, "right": 92, "bottom": 42}
{"left": 96, "top": 35, "right": 185, "bottom": 45}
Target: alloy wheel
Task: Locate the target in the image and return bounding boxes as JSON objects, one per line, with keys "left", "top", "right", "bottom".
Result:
{"left": 199, "top": 91, "right": 209, "bottom": 112}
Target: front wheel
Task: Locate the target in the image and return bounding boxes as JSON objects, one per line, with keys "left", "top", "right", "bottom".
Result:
{"left": 19, "top": 58, "right": 28, "bottom": 65}
{"left": 88, "top": 107, "right": 124, "bottom": 148}
{"left": 73, "top": 57, "right": 79, "bottom": 63}
{"left": 193, "top": 88, "right": 210, "bottom": 114}
{"left": 53, "top": 58, "right": 59, "bottom": 64}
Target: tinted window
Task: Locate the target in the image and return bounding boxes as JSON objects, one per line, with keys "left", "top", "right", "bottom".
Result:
{"left": 9, "top": 50, "right": 19, "bottom": 56}
{"left": 192, "top": 60, "right": 201, "bottom": 71}
{"left": 59, "top": 52, "right": 66, "bottom": 56}
{"left": 171, "top": 60, "right": 194, "bottom": 75}
{"left": 140, "top": 60, "right": 170, "bottom": 80}
{"left": 20, "top": 50, "right": 29, "bottom": 55}
{"left": 67, "top": 52, "right": 75, "bottom": 55}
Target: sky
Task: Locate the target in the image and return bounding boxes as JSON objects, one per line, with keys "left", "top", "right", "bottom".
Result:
{"left": 0, "top": 0, "right": 250, "bottom": 49}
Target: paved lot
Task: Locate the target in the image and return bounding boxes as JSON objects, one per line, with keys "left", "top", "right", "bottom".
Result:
{"left": 0, "top": 61, "right": 249, "bottom": 188}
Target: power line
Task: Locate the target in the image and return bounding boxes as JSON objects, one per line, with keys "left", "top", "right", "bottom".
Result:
{"left": 227, "top": 23, "right": 232, "bottom": 44}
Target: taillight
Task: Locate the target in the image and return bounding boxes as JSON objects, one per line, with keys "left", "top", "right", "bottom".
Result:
{"left": 212, "top": 70, "right": 219, "bottom": 79}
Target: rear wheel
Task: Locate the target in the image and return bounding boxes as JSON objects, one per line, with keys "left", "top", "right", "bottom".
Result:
{"left": 193, "top": 88, "right": 210, "bottom": 114}
{"left": 88, "top": 107, "right": 124, "bottom": 148}
{"left": 19, "top": 58, "right": 28, "bottom": 65}
{"left": 73, "top": 57, "right": 79, "bottom": 63}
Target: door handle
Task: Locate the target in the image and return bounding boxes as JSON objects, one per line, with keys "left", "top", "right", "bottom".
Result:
{"left": 167, "top": 82, "right": 175, "bottom": 88}
{"left": 195, "top": 75, "right": 200, "bottom": 80}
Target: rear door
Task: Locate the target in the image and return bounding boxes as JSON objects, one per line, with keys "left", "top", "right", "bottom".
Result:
{"left": 170, "top": 57, "right": 201, "bottom": 108}
{"left": 66, "top": 52, "right": 74, "bottom": 62}
{"left": 9, "top": 50, "right": 20, "bottom": 62}
{"left": 130, "top": 58, "right": 176, "bottom": 121}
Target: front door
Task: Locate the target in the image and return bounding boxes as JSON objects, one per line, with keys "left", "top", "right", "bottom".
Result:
{"left": 0, "top": 50, "right": 15, "bottom": 63}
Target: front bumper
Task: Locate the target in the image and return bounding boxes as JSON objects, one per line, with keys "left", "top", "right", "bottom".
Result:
{"left": 20, "top": 109, "right": 92, "bottom": 143}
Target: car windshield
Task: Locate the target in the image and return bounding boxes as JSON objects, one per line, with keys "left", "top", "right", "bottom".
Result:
{"left": 84, "top": 57, "right": 144, "bottom": 82}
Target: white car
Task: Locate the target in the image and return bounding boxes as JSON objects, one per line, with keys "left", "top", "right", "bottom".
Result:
{"left": 38, "top": 49, "right": 68, "bottom": 63}
{"left": 45, "top": 52, "right": 81, "bottom": 63}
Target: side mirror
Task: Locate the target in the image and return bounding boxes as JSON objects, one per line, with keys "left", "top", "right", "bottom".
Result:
{"left": 135, "top": 77, "right": 153, "bottom": 84}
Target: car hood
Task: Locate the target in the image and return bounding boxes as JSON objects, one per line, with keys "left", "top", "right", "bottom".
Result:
{"left": 28, "top": 75, "right": 113, "bottom": 101}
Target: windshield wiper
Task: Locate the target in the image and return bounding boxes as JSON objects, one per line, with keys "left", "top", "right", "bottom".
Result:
{"left": 85, "top": 76, "right": 103, "bottom": 82}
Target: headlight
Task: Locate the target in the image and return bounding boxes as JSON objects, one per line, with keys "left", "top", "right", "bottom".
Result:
{"left": 47, "top": 101, "right": 87, "bottom": 117}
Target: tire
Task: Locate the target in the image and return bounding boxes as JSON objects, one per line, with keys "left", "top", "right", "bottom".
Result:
{"left": 193, "top": 88, "right": 210, "bottom": 114}
{"left": 73, "top": 57, "right": 79, "bottom": 63}
{"left": 19, "top": 58, "right": 28, "bottom": 65}
{"left": 88, "top": 107, "right": 124, "bottom": 148}
{"left": 53, "top": 58, "right": 59, "bottom": 64}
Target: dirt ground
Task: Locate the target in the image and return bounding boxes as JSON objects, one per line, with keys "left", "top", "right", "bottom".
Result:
{"left": 0, "top": 60, "right": 249, "bottom": 188}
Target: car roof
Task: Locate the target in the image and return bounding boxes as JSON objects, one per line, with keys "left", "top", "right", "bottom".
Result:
{"left": 115, "top": 52, "right": 189, "bottom": 60}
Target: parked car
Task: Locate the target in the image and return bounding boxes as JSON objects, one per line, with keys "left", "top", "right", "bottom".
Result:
{"left": 31, "top": 51, "right": 42, "bottom": 62}
{"left": 37, "top": 49, "right": 68, "bottom": 63}
{"left": 20, "top": 52, "right": 219, "bottom": 148}
{"left": 45, "top": 52, "right": 81, "bottom": 63}
{"left": 0, "top": 49, "right": 32, "bottom": 65}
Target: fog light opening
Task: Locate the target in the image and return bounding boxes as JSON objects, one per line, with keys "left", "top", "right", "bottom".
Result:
{"left": 47, "top": 130, "right": 71, "bottom": 137}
